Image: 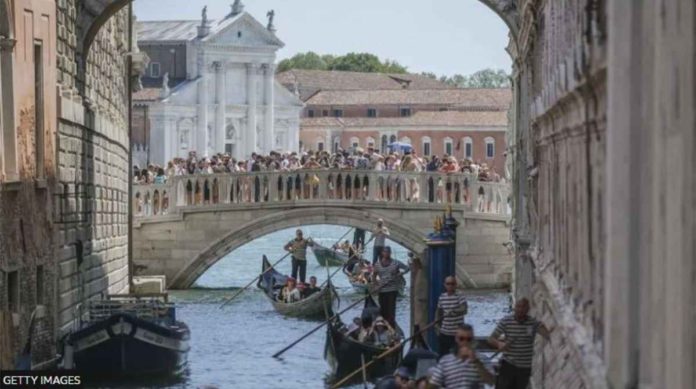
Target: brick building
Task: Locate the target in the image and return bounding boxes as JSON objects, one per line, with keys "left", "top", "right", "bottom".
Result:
{"left": 278, "top": 70, "right": 511, "bottom": 174}
{"left": 0, "top": 0, "right": 141, "bottom": 368}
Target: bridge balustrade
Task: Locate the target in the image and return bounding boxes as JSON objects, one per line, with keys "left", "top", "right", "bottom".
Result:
{"left": 132, "top": 170, "right": 511, "bottom": 218}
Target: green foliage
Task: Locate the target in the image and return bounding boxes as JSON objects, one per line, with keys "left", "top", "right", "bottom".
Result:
{"left": 440, "top": 68, "right": 511, "bottom": 88}
{"left": 277, "top": 52, "right": 408, "bottom": 74}
{"left": 277, "top": 51, "right": 329, "bottom": 73}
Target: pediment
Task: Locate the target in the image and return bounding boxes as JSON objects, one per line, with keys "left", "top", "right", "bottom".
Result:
{"left": 204, "top": 13, "right": 283, "bottom": 48}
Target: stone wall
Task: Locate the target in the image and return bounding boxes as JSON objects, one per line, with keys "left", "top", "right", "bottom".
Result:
{"left": 54, "top": 0, "right": 131, "bottom": 336}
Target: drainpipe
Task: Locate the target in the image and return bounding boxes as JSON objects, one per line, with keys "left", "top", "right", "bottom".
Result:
{"left": 127, "top": 2, "right": 134, "bottom": 292}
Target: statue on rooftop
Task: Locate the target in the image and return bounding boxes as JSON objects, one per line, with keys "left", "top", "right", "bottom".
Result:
{"left": 231, "top": 0, "right": 244, "bottom": 16}
{"left": 266, "top": 10, "right": 276, "bottom": 32}
{"left": 201, "top": 6, "right": 208, "bottom": 25}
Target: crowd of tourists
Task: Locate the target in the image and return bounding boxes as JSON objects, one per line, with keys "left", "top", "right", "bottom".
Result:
{"left": 132, "top": 147, "right": 504, "bottom": 185}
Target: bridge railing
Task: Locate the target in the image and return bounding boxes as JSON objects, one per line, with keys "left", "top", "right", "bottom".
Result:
{"left": 132, "top": 170, "right": 511, "bottom": 218}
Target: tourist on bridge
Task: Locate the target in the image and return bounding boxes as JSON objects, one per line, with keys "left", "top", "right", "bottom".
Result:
{"left": 435, "top": 276, "right": 468, "bottom": 357}
{"left": 283, "top": 229, "right": 314, "bottom": 283}
{"left": 373, "top": 246, "right": 408, "bottom": 327}
{"left": 429, "top": 324, "right": 494, "bottom": 388}
{"left": 372, "top": 219, "right": 390, "bottom": 264}
{"left": 488, "top": 298, "right": 551, "bottom": 389}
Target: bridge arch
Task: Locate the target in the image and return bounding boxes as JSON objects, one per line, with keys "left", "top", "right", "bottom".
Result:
{"left": 168, "top": 207, "right": 429, "bottom": 289}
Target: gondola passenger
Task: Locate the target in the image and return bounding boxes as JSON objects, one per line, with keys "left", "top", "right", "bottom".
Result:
{"left": 368, "top": 317, "right": 398, "bottom": 347}
{"left": 303, "top": 276, "right": 321, "bottom": 297}
{"left": 279, "top": 277, "right": 301, "bottom": 303}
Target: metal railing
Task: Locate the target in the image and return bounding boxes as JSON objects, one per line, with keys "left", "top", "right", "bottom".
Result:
{"left": 75, "top": 294, "right": 174, "bottom": 327}
{"left": 132, "top": 170, "right": 511, "bottom": 218}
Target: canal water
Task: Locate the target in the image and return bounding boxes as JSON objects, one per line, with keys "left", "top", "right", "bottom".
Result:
{"left": 101, "top": 225, "right": 509, "bottom": 389}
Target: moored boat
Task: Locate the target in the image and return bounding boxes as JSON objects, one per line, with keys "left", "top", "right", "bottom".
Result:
{"left": 311, "top": 242, "right": 349, "bottom": 266}
{"left": 325, "top": 295, "right": 404, "bottom": 385}
{"left": 258, "top": 255, "right": 337, "bottom": 319}
{"left": 62, "top": 293, "right": 190, "bottom": 378}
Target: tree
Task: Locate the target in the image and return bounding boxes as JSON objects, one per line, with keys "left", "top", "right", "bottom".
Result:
{"left": 461, "top": 69, "right": 511, "bottom": 88}
{"left": 329, "top": 53, "right": 386, "bottom": 73}
{"left": 277, "top": 52, "right": 329, "bottom": 73}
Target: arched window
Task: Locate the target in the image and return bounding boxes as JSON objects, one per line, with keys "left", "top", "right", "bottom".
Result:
{"left": 421, "top": 136, "right": 432, "bottom": 157}
{"left": 463, "top": 136, "right": 473, "bottom": 159}
{"left": 333, "top": 136, "right": 341, "bottom": 152}
{"left": 381, "top": 134, "right": 388, "bottom": 153}
{"left": 316, "top": 137, "right": 325, "bottom": 152}
{"left": 484, "top": 137, "right": 495, "bottom": 159}
{"left": 400, "top": 136, "right": 411, "bottom": 144}
{"left": 443, "top": 137, "right": 454, "bottom": 156}
{"left": 390, "top": 134, "right": 397, "bottom": 143}
{"left": 366, "top": 137, "right": 375, "bottom": 149}
{"left": 350, "top": 137, "right": 360, "bottom": 149}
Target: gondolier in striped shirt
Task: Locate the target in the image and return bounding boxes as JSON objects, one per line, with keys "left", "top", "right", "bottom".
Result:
{"left": 372, "top": 219, "right": 390, "bottom": 264}
{"left": 488, "top": 298, "right": 551, "bottom": 389}
{"left": 435, "top": 276, "right": 468, "bottom": 357}
{"left": 429, "top": 324, "right": 495, "bottom": 388}
{"left": 283, "top": 229, "right": 314, "bottom": 283}
{"left": 372, "top": 246, "right": 408, "bottom": 327}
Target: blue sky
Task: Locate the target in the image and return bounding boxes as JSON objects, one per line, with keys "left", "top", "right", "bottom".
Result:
{"left": 133, "top": 0, "right": 511, "bottom": 77}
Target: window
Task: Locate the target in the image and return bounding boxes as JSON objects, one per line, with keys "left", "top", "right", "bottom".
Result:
{"left": 316, "top": 137, "right": 325, "bottom": 151}
{"left": 7, "top": 270, "right": 19, "bottom": 313}
{"left": 322, "top": 110, "right": 329, "bottom": 117}
{"left": 439, "top": 107, "right": 448, "bottom": 112}
{"left": 36, "top": 265, "right": 44, "bottom": 305}
{"left": 444, "top": 137, "right": 453, "bottom": 156}
{"left": 422, "top": 136, "right": 432, "bottom": 157}
{"left": 381, "top": 135, "right": 388, "bottom": 153}
{"left": 34, "top": 42, "right": 44, "bottom": 179}
{"left": 390, "top": 134, "right": 397, "bottom": 143}
{"left": 307, "top": 109, "right": 315, "bottom": 118}
{"left": 350, "top": 137, "right": 360, "bottom": 149}
{"left": 237, "top": 31, "right": 242, "bottom": 38}
{"left": 299, "top": 140, "right": 304, "bottom": 151}
{"left": 400, "top": 107, "right": 411, "bottom": 117}
{"left": 150, "top": 62, "right": 161, "bottom": 77}
{"left": 485, "top": 137, "right": 495, "bottom": 158}
{"left": 333, "top": 109, "right": 343, "bottom": 118}
{"left": 333, "top": 137, "right": 340, "bottom": 152}
{"left": 463, "top": 137, "right": 473, "bottom": 159}
{"left": 367, "top": 108, "right": 377, "bottom": 117}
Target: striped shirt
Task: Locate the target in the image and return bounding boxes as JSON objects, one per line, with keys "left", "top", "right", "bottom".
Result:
{"left": 490, "top": 315, "right": 540, "bottom": 368}
{"left": 429, "top": 354, "right": 492, "bottom": 388}
{"left": 437, "top": 292, "right": 467, "bottom": 336}
{"left": 373, "top": 259, "right": 408, "bottom": 293}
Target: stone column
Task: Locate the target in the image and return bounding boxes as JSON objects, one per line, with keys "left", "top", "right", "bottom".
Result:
{"left": 0, "top": 36, "right": 17, "bottom": 181}
{"left": 264, "top": 63, "right": 275, "bottom": 152}
{"left": 246, "top": 63, "right": 258, "bottom": 156}
{"left": 197, "top": 63, "right": 209, "bottom": 157}
{"left": 214, "top": 61, "right": 226, "bottom": 154}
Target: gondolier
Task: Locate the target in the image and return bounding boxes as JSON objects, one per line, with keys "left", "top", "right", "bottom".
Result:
{"left": 429, "top": 324, "right": 494, "bottom": 388}
{"left": 488, "top": 298, "right": 551, "bottom": 389}
{"left": 284, "top": 229, "right": 314, "bottom": 283}
{"left": 435, "top": 276, "right": 468, "bottom": 357}
{"left": 372, "top": 219, "right": 390, "bottom": 264}
{"left": 372, "top": 246, "right": 408, "bottom": 327}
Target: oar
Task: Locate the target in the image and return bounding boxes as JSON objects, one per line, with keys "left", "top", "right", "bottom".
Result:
{"left": 330, "top": 314, "right": 442, "bottom": 388}
{"left": 273, "top": 268, "right": 411, "bottom": 359}
{"left": 218, "top": 252, "right": 291, "bottom": 309}
{"left": 360, "top": 353, "right": 368, "bottom": 389}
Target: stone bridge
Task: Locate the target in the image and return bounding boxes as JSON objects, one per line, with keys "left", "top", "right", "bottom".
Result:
{"left": 131, "top": 170, "right": 512, "bottom": 289}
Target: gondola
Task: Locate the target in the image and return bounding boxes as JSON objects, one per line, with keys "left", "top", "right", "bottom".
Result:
{"left": 61, "top": 294, "right": 190, "bottom": 378}
{"left": 342, "top": 261, "right": 405, "bottom": 296}
{"left": 325, "top": 295, "right": 404, "bottom": 385}
{"left": 374, "top": 325, "right": 438, "bottom": 388}
{"left": 257, "top": 255, "right": 337, "bottom": 319}
{"left": 311, "top": 242, "right": 350, "bottom": 266}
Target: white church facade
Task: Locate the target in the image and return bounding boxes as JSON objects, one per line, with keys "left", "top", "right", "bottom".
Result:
{"left": 132, "top": 2, "right": 303, "bottom": 165}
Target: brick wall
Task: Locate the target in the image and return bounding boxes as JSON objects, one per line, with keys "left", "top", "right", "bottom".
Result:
{"left": 0, "top": 0, "right": 58, "bottom": 368}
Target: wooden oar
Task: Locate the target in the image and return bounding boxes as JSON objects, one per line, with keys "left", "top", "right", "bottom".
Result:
{"left": 273, "top": 268, "right": 411, "bottom": 359}
{"left": 218, "top": 252, "right": 291, "bottom": 309}
{"left": 360, "top": 353, "right": 368, "bottom": 389}
{"left": 330, "top": 314, "right": 442, "bottom": 388}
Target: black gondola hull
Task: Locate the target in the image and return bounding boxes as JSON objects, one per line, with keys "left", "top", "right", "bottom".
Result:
{"left": 66, "top": 313, "right": 190, "bottom": 378}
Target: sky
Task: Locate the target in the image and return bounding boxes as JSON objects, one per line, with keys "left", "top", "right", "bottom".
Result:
{"left": 133, "top": 0, "right": 511, "bottom": 77}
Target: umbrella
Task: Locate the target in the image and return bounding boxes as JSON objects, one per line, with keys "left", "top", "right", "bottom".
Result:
{"left": 387, "top": 142, "right": 413, "bottom": 153}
